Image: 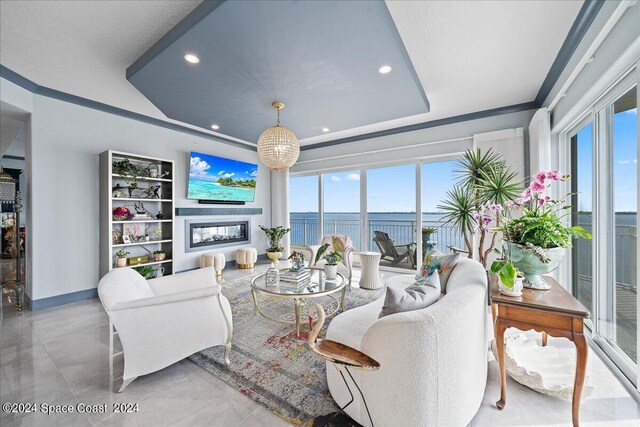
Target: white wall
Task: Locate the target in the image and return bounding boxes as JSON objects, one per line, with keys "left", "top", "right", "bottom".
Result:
{"left": 18, "top": 91, "right": 269, "bottom": 300}
{"left": 292, "top": 109, "right": 535, "bottom": 174}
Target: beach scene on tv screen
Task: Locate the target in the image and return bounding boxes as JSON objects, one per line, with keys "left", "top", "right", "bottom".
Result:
{"left": 188, "top": 152, "right": 257, "bottom": 202}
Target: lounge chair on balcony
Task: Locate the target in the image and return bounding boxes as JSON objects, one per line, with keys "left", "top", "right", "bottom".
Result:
{"left": 373, "top": 230, "right": 416, "bottom": 267}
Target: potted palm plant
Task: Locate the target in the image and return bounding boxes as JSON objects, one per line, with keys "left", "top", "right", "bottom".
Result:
{"left": 259, "top": 225, "right": 290, "bottom": 265}
{"left": 315, "top": 243, "right": 343, "bottom": 279}
{"left": 438, "top": 148, "right": 521, "bottom": 266}
{"left": 115, "top": 250, "right": 129, "bottom": 268}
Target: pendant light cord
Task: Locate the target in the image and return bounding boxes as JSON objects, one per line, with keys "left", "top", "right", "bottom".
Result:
{"left": 276, "top": 107, "right": 281, "bottom": 126}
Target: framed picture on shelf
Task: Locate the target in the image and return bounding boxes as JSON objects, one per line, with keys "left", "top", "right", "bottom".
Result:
{"left": 122, "top": 235, "right": 131, "bottom": 244}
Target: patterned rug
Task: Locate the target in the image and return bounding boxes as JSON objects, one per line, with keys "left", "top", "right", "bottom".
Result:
{"left": 189, "top": 274, "right": 384, "bottom": 426}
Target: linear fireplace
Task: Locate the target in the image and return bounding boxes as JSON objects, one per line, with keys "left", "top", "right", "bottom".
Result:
{"left": 185, "top": 220, "right": 250, "bottom": 252}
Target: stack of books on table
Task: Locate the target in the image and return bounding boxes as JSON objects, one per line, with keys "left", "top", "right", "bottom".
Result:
{"left": 279, "top": 269, "right": 311, "bottom": 284}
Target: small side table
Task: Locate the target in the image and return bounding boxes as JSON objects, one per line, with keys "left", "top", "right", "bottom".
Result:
{"left": 358, "top": 251, "right": 382, "bottom": 290}
{"left": 491, "top": 275, "right": 590, "bottom": 427}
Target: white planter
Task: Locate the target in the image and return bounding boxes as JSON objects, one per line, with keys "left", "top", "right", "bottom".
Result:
{"left": 324, "top": 264, "right": 338, "bottom": 279}
{"left": 499, "top": 276, "right": 524, "bottom": 297}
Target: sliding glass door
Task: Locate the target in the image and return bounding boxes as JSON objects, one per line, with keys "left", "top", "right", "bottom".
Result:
{"left": 290, "top": 175, "right": 320, "bottom": 250}
{"left": 366, "top": 164, "right": 417, "bottom": 271}
{"left": 323, "top": 170, "right": 361, "bottom": 249}
{"left": 567, "top": 71, "right": 638, "bottom": 385}
{"left": 610, "top": 87, "right": 637, "bottom": 364}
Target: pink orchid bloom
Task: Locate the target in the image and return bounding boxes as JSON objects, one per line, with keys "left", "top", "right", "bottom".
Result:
{"left": 546, "top": 170, "right": 561, "bottom": 181}
{"left": 521, "top": 187, "right": 532, "bottom": 201}
{"left": 535, "top": 171, "right": 546, "bottom": 184}
{"left": 538, "top": 198, "right": 546, "bottom": 207}
{"left": 530, "top": 181, "right": 545, "bottom": 193}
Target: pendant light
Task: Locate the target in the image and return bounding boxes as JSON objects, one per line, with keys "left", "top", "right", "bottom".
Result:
{"left": 257, "top": 102, "right": 300, "bottom": 171}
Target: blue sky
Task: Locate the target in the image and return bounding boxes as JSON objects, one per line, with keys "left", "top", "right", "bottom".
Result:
{"left": 290, "top": 162, "right": 457, "bottom": 213}
{"left": 577, "top": 107, "right": 637, "bottom": 212}
{"left": 189, "top": 151, "right": 258, "bottom": 182}
{"left": 291, "top": 106, "right": 636, "bottom": 214}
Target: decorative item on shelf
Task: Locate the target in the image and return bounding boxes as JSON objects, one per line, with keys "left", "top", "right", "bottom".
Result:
{"left": 112, "top": 158, "right": 142, "bottom": 178}
{"left": 134, "top": 265, "right": 154, "bottom": 279}
{"left": 147, "top": 163, "right": 160, "bottom": 178}
{"left": 112, "top": 230, "right": 122, "bottom": 244}
{"left": 265, "top": 265, "right": 280, "bottom": 287}
{"left": 115, "top": 250, "right": 129, "bottom": 268}
{"left": 122, "top": 235, "right": 131, "bottom": 244}
{"left": 132, "top": 202, "right": 153, "bottom": 220}
{"left": 498, "top": 170, "right": 591, "bottom": 290}
{"left": 123, "top": 223, "right": 144, "bottom": 242}
{"left": 154, "top": 266, "right": 165, "bottom": 278}
{"left": 156, "top": 211, "right": 163, "bottom": 220}
{"left": 259, "top": 225, "right": 290, "bottom": 266}
{"left": 128, "top": 255, "right": 149, "bottom": 266}
{"left": 256, "top": 101, "right": 300, "bottom": 171}
{"left": 315, "top": 240, "right": 343, "bottom": 280}
{"left": 112, "top": 183, "right": 125, "bottom": 198}
{"left": 153, "top": 250, "right": 166, "bottom": 261}
{"left": 152, "top": 229, "right": 163, "bottom": 240}
{"left": 127, "top": 182, "right": 138, "bottom": 198}
{"left": 287, "top": 250, "right": 306, "bottom": 271}
{"left": 141, "top": 185, "right": 161, "bottom": 199}
{"left": 112, "top": 206, "right": 131, "bottom": 221}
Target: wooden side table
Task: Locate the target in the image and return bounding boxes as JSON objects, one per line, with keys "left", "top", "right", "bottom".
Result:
{"left": 490, "top": 275, "right": 591, "bottom": 427}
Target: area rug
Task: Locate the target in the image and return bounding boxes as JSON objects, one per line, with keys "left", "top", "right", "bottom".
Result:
{"left": 189, "top": 274, "right": 384, "bottom": 426}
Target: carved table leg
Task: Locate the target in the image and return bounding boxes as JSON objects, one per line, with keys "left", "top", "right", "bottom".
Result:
{"left": 572, "top": 332, "right": 588, "bottom": 427}
{"left": 294, "top": 298, "right": 301, "bottom": 338}
{"left": 341, "top": 287, "right": 346, "bottom": 311}
{"left": 495, "top": 317, "right": 508, "bottom": 410}
{"left": 542, "top": 331, "right": 548, "bottom": 347}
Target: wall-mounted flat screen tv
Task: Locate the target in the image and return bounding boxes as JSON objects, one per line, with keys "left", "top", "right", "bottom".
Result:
{"left": 187, "top": 151, "right": 258, "bottom": 202}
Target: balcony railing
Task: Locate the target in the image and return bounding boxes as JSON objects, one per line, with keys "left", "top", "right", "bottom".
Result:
{"left": 290, "top": 216, "right": 465, "bottom": 256}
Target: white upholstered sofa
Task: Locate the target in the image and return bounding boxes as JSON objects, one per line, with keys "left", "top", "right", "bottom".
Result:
{"left": 98, "top": 267, "right": 233, "bottom": 391}
{"left": 325, "top": 257, "right": 488, "bottom": 427}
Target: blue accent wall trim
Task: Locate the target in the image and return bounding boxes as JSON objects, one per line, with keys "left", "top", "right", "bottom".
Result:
{"left": 29, "top": 288, "right": 98, "bottom": 311}
{"left": 3, "top": 155, "right": 24, "bottom": 161}
{"left": 534, "top": 0, "right": 605, "bottom": 106}
{"left": 301, "top": 101, "right": 537, "bottom": 151}
{"left": 0, "top": 64, "right": 254, "bottom": 151}
{"left": 126, "top": 0, "right": 226, "bottom": 79}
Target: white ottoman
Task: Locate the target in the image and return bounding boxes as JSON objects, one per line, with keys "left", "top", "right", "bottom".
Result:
{"left": 358, "top": 251, "right": 382, "bottom": 290}
{"left": 200, "top": 252, "right": 226, "bottom": 276}
{"left": 236, "top": 247, "right": 258, "bottom": 269}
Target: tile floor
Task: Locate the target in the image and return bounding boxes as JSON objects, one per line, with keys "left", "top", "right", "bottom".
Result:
{"left": 1, "top": 262, "right": 638, "bottom": 426}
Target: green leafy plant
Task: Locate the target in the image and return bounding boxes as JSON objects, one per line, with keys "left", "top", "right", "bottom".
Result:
{"left": 115, "top": 250, "right": 129, "bottom": 258}
{"left": 421, "top": 226, "right": 437, "bottom": 235}
{"left": 501, "top": 170, "right": 591, "bottom": 249}
{"left": 315, "top": 237, "right": 345, "bottom": 265}
{"left": 490, "top": 258, "right": 518, "bottom": 289}
{"left": 315, "top": 243, "right": 343, "bottom": 265}
{"left": 259, "top": 225, "right": 290, "bottom": 252}
{"left": 134, "top": 265, "right": 154, "bottom": 279}
{"left": 153, "top": 250, "right": 165, "bottom": 255}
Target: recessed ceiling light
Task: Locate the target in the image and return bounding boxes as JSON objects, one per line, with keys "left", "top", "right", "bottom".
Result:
{"left": 322, "top": 127, "right": 330, "bottom": 132}
{"left": 211, "top": 124, "right": 220, "bottom": 130}
{"left": 184, "top": 54, "right": 200, "bottom": 64}
{"left": 378, "top": 65, "right": 392, "bottom": 74}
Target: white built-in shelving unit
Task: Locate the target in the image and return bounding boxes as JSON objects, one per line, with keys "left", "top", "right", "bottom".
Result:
{"left": 100, "top": 150, "right": 175, "bottom": 278}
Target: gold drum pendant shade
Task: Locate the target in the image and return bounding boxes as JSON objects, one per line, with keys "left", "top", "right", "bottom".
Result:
{"left": 257, "top": 102, "right": 300, "bottom": 171}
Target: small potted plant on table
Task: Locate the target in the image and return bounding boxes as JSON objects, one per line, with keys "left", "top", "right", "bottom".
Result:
{"left": 259, "top": 225, "right": 290, "bottom": 266}
{"left": 315, "top": 243, "right": 343, "bottom": 279}
{"left": 153, "top": 249, "right": 166, "bottom": 261}
{"left": 115, "top": 250, "right": 129, "bottom": 268}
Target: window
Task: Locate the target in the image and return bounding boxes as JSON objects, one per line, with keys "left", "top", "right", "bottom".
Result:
{"left": 290, "top": 175, "right": 319, "bottom": 247}
{"left": 367, "top": 164, "right": 417, "bottom": 271}
{"left": 565, "top": 70, "right": 638, "bottom": 385}
{"left": 323, "top": 170, "right": 361, "bottom": 249}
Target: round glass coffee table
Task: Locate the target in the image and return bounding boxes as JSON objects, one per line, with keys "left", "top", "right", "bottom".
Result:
{"left": 250, "top": 267, "right": 346, "bottom": 337}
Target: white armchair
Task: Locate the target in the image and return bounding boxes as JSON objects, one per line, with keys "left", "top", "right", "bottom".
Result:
{"left": 97, "top": 267, "right": 233, "bottom": 392}
{"left": 307, "top": 234, "right": 355, "bottom": 287}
